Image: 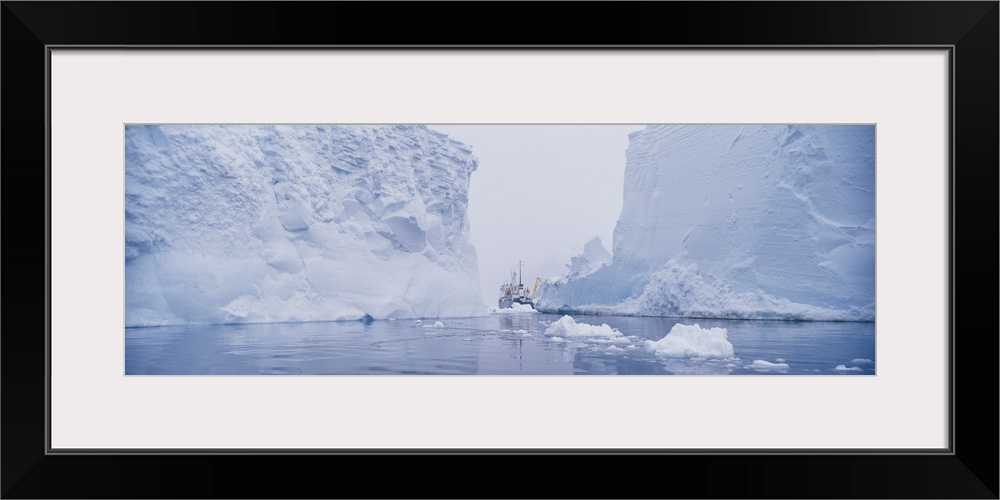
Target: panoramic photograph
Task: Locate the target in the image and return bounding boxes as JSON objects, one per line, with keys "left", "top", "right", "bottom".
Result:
{"left": 124, "top": 124, "right": 875, "bottom": 375}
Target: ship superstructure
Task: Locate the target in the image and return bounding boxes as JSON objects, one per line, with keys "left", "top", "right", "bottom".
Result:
{"left": 498, "top": 261, "right": 540, "bottom": 309}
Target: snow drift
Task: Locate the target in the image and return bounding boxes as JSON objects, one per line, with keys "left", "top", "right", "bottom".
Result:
{"left": 537, "top": 125, "right": 875, "bottom": 321}
{"left": 125, "top": 125, "right": 484, "bottom": 326}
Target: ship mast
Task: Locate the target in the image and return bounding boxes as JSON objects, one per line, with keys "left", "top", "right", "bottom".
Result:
{"left": 518, "top": 261, "right": 523, "bottom": 287}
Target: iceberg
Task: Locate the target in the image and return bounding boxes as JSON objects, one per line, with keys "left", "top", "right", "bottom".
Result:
{"left": 537, "top": 125, "right": 875, "bottom": 321}
{"left": 125, "top": 125, "right": 484, "bottom": 326}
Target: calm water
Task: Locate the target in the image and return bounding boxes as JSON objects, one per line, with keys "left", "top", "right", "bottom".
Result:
{"left": 125, "top": 313, "right": 874, "bottom": 375}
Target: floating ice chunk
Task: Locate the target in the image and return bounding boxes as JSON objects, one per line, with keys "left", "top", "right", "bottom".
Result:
{"left": 851, "top": 358, "right": 873, "bottom": 365}
{"left": 775, "top": 358, "right": 786, "bottom": 363}
{"left": 487, "top": 303, "right": 538, "bottom": 314}
{"left": 644, "top": 323, "right": 734, "bottom": 359}
{"left": 746, "top": 359, "right": 790, "bottom": 372}
{"left": 834, "top": 365, "right": 862, "bottom": 372}
{"left": 543, "top": 315, "right": 623, "bottom": 339}
{"left": 432, "top": 321, "right": 444, "bottom": 328}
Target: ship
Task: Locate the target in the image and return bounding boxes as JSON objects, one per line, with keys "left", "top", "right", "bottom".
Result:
{"left": 498, "top": 261, "right": 541, "bottom": 309}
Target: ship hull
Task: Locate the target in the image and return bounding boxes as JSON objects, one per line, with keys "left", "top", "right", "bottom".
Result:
{"left": 498, "top": 299, "right": 533, "bottom": 309}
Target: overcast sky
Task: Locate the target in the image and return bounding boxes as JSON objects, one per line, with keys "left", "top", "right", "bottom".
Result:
{"left": 431, "top": 125, "right": 644, "bottom": 306}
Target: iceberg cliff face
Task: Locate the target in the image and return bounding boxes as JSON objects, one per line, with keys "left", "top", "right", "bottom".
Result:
{"left": 125, "top": 125, "right": 484, "bottom": 326}
{"left": 537, "top": 125, "right": 875, "bottom": 321}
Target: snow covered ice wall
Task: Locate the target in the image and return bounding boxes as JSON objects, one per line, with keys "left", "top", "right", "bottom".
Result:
{"left": 125, "top": 125, "right": 484, "bottom": 326}
{"left": 537, "top": 125, "right": 875, "bottom": 321}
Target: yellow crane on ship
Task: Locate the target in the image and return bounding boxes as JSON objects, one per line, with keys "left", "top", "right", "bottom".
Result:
{"left": 531, "top": 277, "right": 542, "bottom": 300}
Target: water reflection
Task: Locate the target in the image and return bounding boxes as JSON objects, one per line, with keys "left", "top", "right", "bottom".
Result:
{"left": 658, "top": 359, "right": 736, "bottom": 375}
{"left": 126, "top": 313, "right": 874, "bottom": 375}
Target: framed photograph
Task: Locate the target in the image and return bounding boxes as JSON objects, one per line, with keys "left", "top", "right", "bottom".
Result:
{"left": 120, "top": 122, "right": 876, "bottom": 377}
{"left": 4, "top": 2, "right": 996, "bottom": 498}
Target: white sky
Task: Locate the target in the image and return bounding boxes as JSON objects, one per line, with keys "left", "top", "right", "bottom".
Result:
{"left": 431, "top": 125, "right": 644, "bottom": 306}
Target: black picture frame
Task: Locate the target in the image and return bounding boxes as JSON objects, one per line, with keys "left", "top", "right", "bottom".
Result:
{"left": 3, "top": 2, "right": 996, "bottom": 498}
